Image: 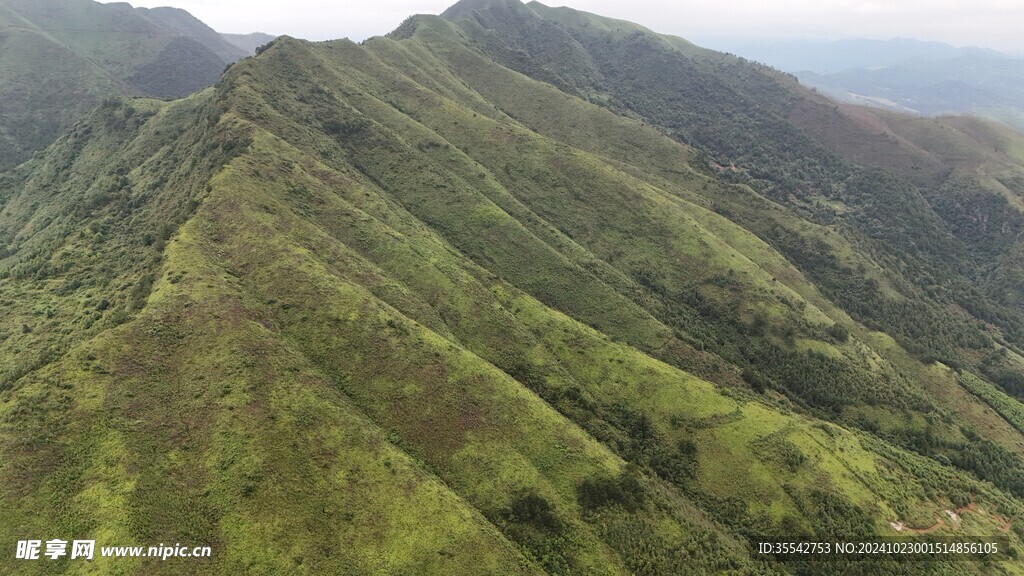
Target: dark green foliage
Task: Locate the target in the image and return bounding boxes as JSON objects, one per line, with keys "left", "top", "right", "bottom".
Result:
{"left": 745, "top": 343, "right": 870, "bottom": 414}
{"left": 578, "top": 468, "right": 645, "bottom": 513}
{"left": 504, "top": 490, "right": 565, "bottom": 534}
{"left": 255, "top": 39, "right": 277, "bottom": 55}
{"left": 987, "top": 369, "right": 1024, "bottom": 401}
{"left": 752, "top": 435, "right": 806, "bottom": 473}
{"left": 497, "top": 490, "right": 579, "bottom": 574}
{"left": 825, "top": 323, "right": 849, "bottom": 343}
{"left": 759, "top": 222, "right": 988, "bottom": 366}
{"left": 598, "top": 405, "right": 699, "bottom": 487}
{"left": 742, "top": 368, "right": 773, "bottom": 394}
{"left": 798, "top": 489, "right": 876, "bottom": 540}
{"left": 951, "top": 440, "right": 1024, "bottom": 498}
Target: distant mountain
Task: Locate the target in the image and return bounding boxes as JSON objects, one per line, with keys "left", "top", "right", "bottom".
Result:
{"left": 135, "top": 6, "right": 249, "bottom": 63}
{"left": 711, "top": 38, "right": 1009, "bottom": 74}
{"left": 5, "top": 1, "right": 1024, "bottom": 573}
{"left": 0, "top": 0, "right": 250, "bottom": 169}
{"left": 798, "top": 56, "right": 1024, "bottom": 129}
{"left": 222, "top": 31, "right": 277, "bottom": 55}
{"left": 716, "top": 38, "right": 1024, "bottom": 132}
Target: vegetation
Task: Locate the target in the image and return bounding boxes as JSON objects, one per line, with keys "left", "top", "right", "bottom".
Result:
{"left": 3, "top": 0, "right": 1024, "bottom": 574}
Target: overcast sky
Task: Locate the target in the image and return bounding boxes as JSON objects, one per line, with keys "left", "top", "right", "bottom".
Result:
{"left": 110, "top": 0, "right": 1024, "bottom": 53}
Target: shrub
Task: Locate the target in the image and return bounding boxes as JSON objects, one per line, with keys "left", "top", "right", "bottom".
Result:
{"left": 578, "top": 468, "right": 644, "bottom": 513}
{"left": 504, "top": 489, "right": 564, "bottom": 533}
{"left": 826, "top": 323, "right": 849, "bottom": 343}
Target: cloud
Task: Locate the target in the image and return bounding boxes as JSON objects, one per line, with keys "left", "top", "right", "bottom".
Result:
{"left": 106, "top": 0, "right": 1024, "bottom": 52}
{"left": 561, "top": 0, "right": 1024, "bottom": 51}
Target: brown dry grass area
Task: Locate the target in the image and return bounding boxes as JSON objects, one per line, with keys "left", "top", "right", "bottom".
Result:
{"left": 786, "top": 95, "right": 944, "bottom": 185}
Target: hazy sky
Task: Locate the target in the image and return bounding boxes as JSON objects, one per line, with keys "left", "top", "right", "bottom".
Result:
{"left": 110, "top": 0, "right": 1024, "bottom": 53}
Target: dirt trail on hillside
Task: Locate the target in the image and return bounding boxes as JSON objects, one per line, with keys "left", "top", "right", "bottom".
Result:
{"left": 890, "top": 501, "right": 1012, "bottom": 534}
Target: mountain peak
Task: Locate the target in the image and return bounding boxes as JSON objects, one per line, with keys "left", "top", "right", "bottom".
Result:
{"left": 441, "top": 0, "right": 529, "bottom": 20}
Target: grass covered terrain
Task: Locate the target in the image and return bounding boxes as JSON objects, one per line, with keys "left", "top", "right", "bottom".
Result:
{"left": 3, "top": 0, "right": 1024, "bottom": 574}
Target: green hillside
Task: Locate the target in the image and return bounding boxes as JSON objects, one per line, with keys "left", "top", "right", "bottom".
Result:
{"left": 3, "top": 0, "right": 1024, "bottom": 574}
{"left": 0, "top": 0, "right": 248, "bottom": 169}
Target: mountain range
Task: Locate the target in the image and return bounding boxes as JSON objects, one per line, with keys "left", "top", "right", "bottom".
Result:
{"left": 709, "top": 38, "right": 1010, "bottom": 75}
{"left": 716, "top": 38, "right": 1024, "bottom": 132}
{"left": 221, "top": 32, "right": 277, "bottom": 55}
{"left": 0, "top": 0, "right": 275, "bottom": 169}
{"left": 3, "top": 0, "right": 1024, "bottom": 574}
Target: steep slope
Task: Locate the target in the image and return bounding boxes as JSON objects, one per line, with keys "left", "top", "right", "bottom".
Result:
{"left": 2, "top": 40, "right": 775, "bottom": 576}
{"left": 3, "top": 10, "right": 1024, "bottom": 574}
{"left": 0, "top": 0, "right": 248, "bottom": 169}
{"left": 433, "top": 0, "right": 1024, "bottom": 433}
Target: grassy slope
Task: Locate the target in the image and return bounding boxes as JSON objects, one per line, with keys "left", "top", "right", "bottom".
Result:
{"left": 401, "top": 13, "right": 1024, "bottom": 447}
{"left": 4, "top": 23, "right": 1024, "bottom": 574}
{"left": 0, "top": 197, "right": 544, "bottom": 576}
{"left": 430, "top": 0, "right": 1024, "bottom": 500}
{"left": 1, "top": 50, "right": 765, "bottom": 575}
{"left": 0, "top": 92, "right": 220, "bottom": 392}
{"left": 438, "top": 0, "right": 1024, "bottom": 355}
